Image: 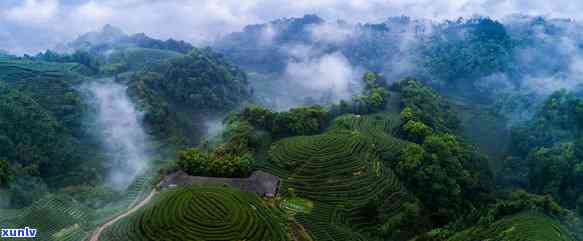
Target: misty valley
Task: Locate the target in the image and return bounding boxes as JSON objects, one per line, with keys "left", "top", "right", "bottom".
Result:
{"left": 2, "top": 4, "right": 583, "bottom": 241}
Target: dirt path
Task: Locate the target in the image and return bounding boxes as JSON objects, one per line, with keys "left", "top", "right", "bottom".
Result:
{"left": 88, "top": 190, "right": 157, "bottom": 241}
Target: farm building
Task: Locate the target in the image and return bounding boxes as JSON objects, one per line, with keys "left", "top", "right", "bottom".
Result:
{"left": 158, "top": 171, "right": 280, "bottom": 197}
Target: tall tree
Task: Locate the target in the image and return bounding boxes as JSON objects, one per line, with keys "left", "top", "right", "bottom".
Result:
{"left": 0, "top": 160, "right": 14, "bottom": 187}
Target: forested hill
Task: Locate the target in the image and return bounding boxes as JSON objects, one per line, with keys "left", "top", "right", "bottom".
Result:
{"left": 214, "top": 14, "right": 583, "bottom": 102}
{"left": 0, "top": 29, "right": 251, "bottom": 208}
{"left": 60, "top": 24, "right": 194, "bottom": 55}
{"left": 0, "top": 59, "right": 95, "bottom": 190}
{"left": 127, "top": 47, "right": 251, "bottom": 151}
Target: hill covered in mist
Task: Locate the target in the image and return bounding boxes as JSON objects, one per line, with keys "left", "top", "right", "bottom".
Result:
{"left": 0, "top": 28, "right": 251, "bottom": 208}
{"left": 214, "top": 14, "right": 583, "bottom": 112}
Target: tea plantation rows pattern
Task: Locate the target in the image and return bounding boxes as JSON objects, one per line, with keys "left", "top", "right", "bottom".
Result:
{"left": 267, "top": 114, "right": 412, "bottom": 241}
{"left": 0, "top": 173, "right": 153, "bottom": 241}
{"left": 0, "top": 195, "right": 89, "bottom": 241}
{"left": 447, "top": 211, "right": 576, "bottom": 241}
{"left": 100, "top": 186, "right": 288, "bottom": 241}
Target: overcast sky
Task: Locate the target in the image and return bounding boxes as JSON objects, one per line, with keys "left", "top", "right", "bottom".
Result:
{"left": 1, "top": 0, "right": 581, "bottom": 55}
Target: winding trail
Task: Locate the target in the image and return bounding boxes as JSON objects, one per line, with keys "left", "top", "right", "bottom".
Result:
{"left": 88, "top": 190, "right": 158, "bottom": 241}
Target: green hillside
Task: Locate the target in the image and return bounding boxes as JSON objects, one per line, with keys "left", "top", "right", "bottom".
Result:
{"left": 100, "top": 186, "right": 288, "bottom": 241}
{"left": 101, "top": 46, "right": 183, "bottom": 73}
{"left": 0, "top": 45, "right": 252, "bottom": 208}
{"left": 0, "top": 59, "right": 87, "bottom": 122}
{"left": 265, "top": 118, "right": 415, "bottom": 240}
{"left": 0, "top": 59, "right": 99, "bottom": 191}
{"left": 330, "top": 113, "right": 407, "bottom": 160}
{"left": 0, "top": 172, "right": 154, "bottom": 241}
{"left": 447, "top": 212, "right": 576, "bottom": 241}
{"left": 1, "top": 195, "right": 91, "bottom": 241}
{"left": 268, "top": 130, "right": 401, "bottom": 205}
{"left": 127, "top": 48, "right": 251, "bottom": 150}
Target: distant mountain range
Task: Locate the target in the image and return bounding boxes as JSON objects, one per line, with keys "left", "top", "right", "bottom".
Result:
{"left": 55, "top": 24, "right": 194, "bottom": 55}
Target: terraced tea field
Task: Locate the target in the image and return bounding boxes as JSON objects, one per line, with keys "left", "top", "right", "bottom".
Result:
{"left": 330, "top": 114, "right": 408, "bottom": 160}
{"left": 0, "top": 59, "right": 87, "bottom": 132}
{"left": 0, "top": 59, "right": 83, "bottom": 83}
{"left": 447, "top": 211, "right": 576, "bottom": 241}
{"left": 0, "top": 195, "right": 90, "bottom": 241}
{"left": 295, "top": 202, "right": 379, "bottom": 241}
{"left": 267, "top": 116, "right": 411, "bottom": 240}
{"left": 0, "top": 173, "right": 153, "bottom": 241}
{"left": 269, "top": 130, "right": 402, "bottom": 206}
{"left": 330, "top": 113, "right": 401, "bottom": 135}
{"left": 90, "top": 174, "right": 155, "bottom": 226}
{"left": 106, "top": 46, "right": 183, "bottom": 70}
{"left": 99, "top": 186, "right": 288, "bottom": 241}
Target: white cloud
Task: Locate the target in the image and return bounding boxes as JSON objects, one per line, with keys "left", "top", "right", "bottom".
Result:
{"left": 3, "top": 0, "right": 583, "bottom": 54}
{"left": 284, "top": 51, "right": 361, "bottom": 103}
{"left": 4, "top": 0, "right": 59, "bottom": 25}
{"left": 309, "top": 23, "right": 354, "bottom": 44}
{"left": 259, "top": 24, "right": 277, "bottom": 45}
{"left": 73, "top": 1, "right": 114, "bottom": 23}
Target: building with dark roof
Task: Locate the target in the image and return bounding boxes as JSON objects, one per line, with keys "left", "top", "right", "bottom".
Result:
{"left": 158, "top": 170, "right": 281, "bottom": 197}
